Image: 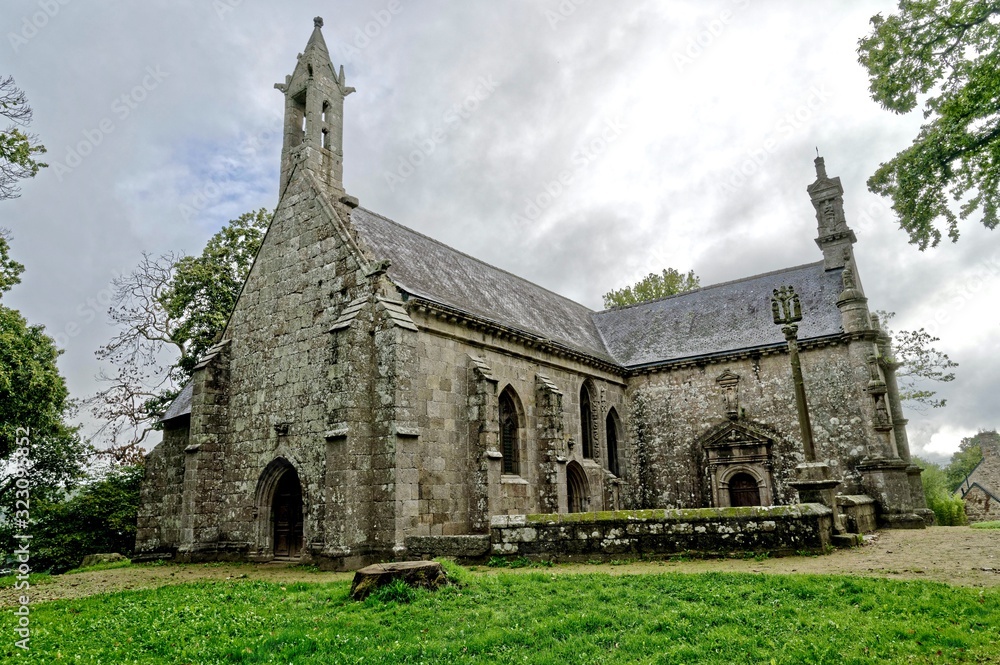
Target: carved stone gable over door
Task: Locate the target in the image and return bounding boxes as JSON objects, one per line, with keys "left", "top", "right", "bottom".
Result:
{"left": 700, "top": 422, "right": 775, "bottom": 508}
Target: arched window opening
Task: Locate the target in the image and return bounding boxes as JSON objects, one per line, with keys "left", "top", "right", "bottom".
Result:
{"left": 499, "top": 389, "right": 520, "bottom": 475}
{"left": 567, "top": 462, "right": 590, "bottom": 513}
{"left": 321, "top": 101, "right": 328, "bottom": 123}
{"left": 728, "top": 473, "right": 761, "bottom": 508}
{"left": 321, "top": 128, "right": 329, "bottom": 149}
{"left": 580, "top": 384, "right": 594, "bottom": 459}
{"left": 606, "top": 409, "right": 621, "bottom": 477}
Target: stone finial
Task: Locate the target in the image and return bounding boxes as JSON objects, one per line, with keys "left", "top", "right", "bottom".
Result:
{"left": 314, "top": 16, "right": 324, "bottom": 28}
{"left": 814, "top": 155, "right": 828, "bottom": 180}
{"left": 842, "top": 266, "right": 856, "bottom": 290}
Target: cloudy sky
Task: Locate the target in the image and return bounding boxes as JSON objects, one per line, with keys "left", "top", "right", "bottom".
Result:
{"left": 1, "top": 1, "right": 996, "bottom": 461}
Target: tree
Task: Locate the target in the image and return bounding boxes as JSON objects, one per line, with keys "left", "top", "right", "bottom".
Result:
{"left": 602, "top": 268, "right": 700, "bottom": 308}
{"left": 90, "top": 209, "right": 271, "bottom": 457}
{"left": 877, "top": 310, "right": 957, "bottom": 411}
{"left": 914, "top": 456, "right": 968, "bottom": 525}
{"left": 13, "top": 464, "right": 145, "bottom": 573}
{"left": 858, "top": 1, "right": 1000, "bottom": 249}
{"left": 945, "top": 429, "right": 998, "bottom": 491}
{"left": 0, "top": 229, "right": 24, "bottom": 292}
{"left": 0, "top": 75, "right": 47, "bottom": 200}
{"left": 0, "top": 235, "right": 89, "bottom": 507}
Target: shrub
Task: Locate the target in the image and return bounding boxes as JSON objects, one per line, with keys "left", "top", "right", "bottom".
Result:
{"left": 915, "top": 457, "right": 968, "bottom": 526}
{"left": 27, "top": 464, "right": 144, "bottom": 573}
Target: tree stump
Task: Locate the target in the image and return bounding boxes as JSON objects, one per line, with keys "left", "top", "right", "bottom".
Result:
{"left": 349, "top": 561, "right": 448, "bottom": 600}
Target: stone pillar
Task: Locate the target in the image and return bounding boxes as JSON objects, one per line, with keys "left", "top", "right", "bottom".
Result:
{"left": 178, "top": 341, "right": 231, "bottom": 559}
{"left": 535, "top": 374, "right": 565, "bottom": 514}
{"left": 468, "top": 355, "right": 498, "bottom": 532}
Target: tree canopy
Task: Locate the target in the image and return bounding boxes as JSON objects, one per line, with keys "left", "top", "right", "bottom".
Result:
{"left": 91, "top": 209, "right": 272, "bottom": 456}
{"left": 877, "top": 310, "right": 958, "bottom": 411}
{"left": 0, "top": 233, "right": 89, "bottom": 505}
{"left": 946, "top": 429, "right": 997, "bottom": 491}
{"left": 0, "top": 75, "right": 47, "bottom": 200}
{"left": 602, "top": 268, "right": 700, "bottom": 308}
{"left": 858, "top": 1, "right": 1000, "bottom": 249}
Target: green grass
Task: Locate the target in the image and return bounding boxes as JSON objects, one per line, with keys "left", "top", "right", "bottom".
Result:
{"left": 0, "top": 571, "right": 51, "bottom": 587}
{"left": 63, "top": 560, "right": 133, "bottom": 575}
{"left": 6, "top": 570, "right": 1000, "bottom": 663}
{"left": 970, "top": 520, "right": 1000, "bottom": 529}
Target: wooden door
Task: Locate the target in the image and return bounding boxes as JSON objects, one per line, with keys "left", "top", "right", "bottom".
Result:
{"left": 272, "top": 472, "right": 303, "bottom": 558}
{"left": 728, "top": 473, "right": 761, "bottom": 507}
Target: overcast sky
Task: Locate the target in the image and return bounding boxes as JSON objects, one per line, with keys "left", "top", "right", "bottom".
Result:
{"left": 1, "top": 1, "right": 996, "bottom": 462}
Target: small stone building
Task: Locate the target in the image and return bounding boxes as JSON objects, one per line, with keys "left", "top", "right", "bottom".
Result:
{"left": 957, "top": 436, "right": 1000, "bottom": 523}
{"left": 136, "top": 19, "right": 929, "bottom": 568}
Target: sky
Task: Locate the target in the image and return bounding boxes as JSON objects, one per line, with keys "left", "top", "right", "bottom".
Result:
{"left": 1, "top": 1, "right": 996, "bottom": 462}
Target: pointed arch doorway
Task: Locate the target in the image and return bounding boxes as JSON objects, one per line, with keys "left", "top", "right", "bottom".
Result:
{"left": 567, "top": 461, "right": 590, "bottom": 513}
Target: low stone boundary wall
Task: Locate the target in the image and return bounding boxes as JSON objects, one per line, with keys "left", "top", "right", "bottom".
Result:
{"left": 404, "top": 535, "right": 491, "bottom": 558}
{"left": 490, "top": 504, "right": 834, "bottom": 559}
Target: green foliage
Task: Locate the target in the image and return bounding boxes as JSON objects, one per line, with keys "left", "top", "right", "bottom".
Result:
{"left": 0, "top": 75, "right": 47, "bottom": 200}
{"left": 970, "top": 520, "right": 1000, "bottom": 529}
{"left": 367, "top": 578, "right": 419, "bottom": 604}
{"left": 11, "top": 573, "right": 1000, "bottom": 663}
{"left": 946, "top": 429, "right": 996, "bottom": 491}
{"left": 64, "top": 559, "right": 133, "bottom": 575}
{"left": 0, "top": 229, "right": 24, "bottom": 294}
{"left": 91, "top": 208, "right": 271, "bottom": 454}
{"left": 20, "top": 465, "right": 144, "bottom": 573}
{"left": 0, "top": 281, "right": 89, "bottom": 507}
{"left": 915, "top": 456, "right": 968, "bottom": 525}
{"left": 876, "top": 310, "right": 957, "bottom": 410}
{"left": 858, "top": 1, "right": 1000, "bottom": 248}
{"left": 161, "top": 208, "right": 271, "bottom": 376}
{"left": 602, "top": 268, "right": 700, "bottom": 308}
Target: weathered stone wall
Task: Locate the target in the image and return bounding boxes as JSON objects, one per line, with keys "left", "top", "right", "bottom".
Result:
{"left": 626, "top": 344, "right": 873, "bottom": 510}
{"left": 490, "top": 504, "right": 834, "bottom": 558}
{"left": 215, "top": 170, "right": 379, "bottom": 562}
{"left": 135, "top": 422, "right": 188, "bottom": 555}
{"left": 962, "top": 441, "right": 1000, "bottom": 523}
{"left": 405, "top": 309, "right": 629, "bottom": 535}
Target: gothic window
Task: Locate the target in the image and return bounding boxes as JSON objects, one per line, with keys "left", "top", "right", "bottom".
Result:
{"left": 322, "top": 101, "right": 328, "bottom": 123}
{"left": 580, "top": 384, "right": 594, "bottom": 459}
{"left": 606, "top": 409, "right": 621, "bottom": 477}
{"left": 321, "top": 128, "right": 329, "bottom": 149}
{"left": 499, "top": 389, "right": 520, "bottom": 475}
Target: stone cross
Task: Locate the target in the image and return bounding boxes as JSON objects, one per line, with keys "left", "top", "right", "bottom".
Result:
{"left": 771, "top": 286, "right": 816, "bottom": 462}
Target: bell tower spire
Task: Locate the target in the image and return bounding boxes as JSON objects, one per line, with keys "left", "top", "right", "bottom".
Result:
{"left": 275, "top": 17, "right": 355, "bottom": 197}
{"left": 807, "top": 155, "right": 857, "bottom": 272}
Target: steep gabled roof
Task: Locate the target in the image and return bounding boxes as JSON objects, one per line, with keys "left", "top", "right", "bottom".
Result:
{"left": 351, "top": 207, "right": 613, "bottom": 361}
{"left": 592, "top": 262, "right": 845, "bottom": 368}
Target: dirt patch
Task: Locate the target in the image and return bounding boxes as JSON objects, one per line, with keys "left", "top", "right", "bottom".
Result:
{"left": 2, "top": 526, "right": 997, "bottom": 606}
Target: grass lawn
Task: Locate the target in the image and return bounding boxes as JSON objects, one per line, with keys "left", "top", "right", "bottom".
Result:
{"left": 7, "top": 565, "right": 1000, "bottom": 664}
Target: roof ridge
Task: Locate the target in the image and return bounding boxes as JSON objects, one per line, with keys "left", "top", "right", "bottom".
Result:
{"left": 596, "top": 260, "right": 831, "bottom": 314}
{"left": 354, "top": 206, "right": 598, "bottom": 314}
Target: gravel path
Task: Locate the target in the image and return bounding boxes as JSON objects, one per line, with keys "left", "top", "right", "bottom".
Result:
{"left": 2, "top": 526, "right": 997, "bottom": 606}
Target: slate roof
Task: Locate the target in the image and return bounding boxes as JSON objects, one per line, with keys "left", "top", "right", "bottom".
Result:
{"left": 592, "top": 262, "right": 846, "bottom": 368}
{"left": 351, "top": 207, "right": 613, "bottom": 360}
{"left": 160, "top": 381, "right": 192, "bottom": 423}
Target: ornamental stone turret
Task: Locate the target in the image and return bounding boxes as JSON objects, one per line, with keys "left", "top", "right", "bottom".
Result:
{"left": 808, "top": 156, "right": 858, "bottom": 272}
{"left": 275, "top": 17, "right": 355, "bottom": 197}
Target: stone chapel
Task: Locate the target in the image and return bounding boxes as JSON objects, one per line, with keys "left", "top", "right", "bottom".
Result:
{"left": 136, "top": 18, "right": 931, "bottom": 567}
